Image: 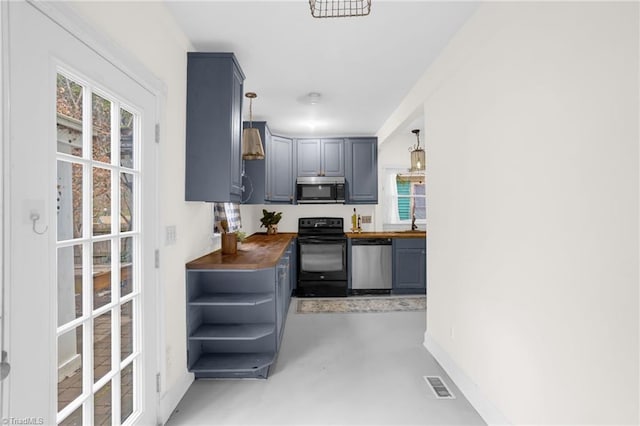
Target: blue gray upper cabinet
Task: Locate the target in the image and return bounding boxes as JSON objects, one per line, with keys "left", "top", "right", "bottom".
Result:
{"left": 296, "top": 138, "right": 344, "bottom": 177}
{"left": 346, "top": 137, "right": 378, "bottom": 204}
{"left": 320, "top": 139, "right": 345, "bottom": 176}
{"left": 185, "top": 52, "right": 245, "bottom": 202}
{"left": 296, "top": 139, "right": 321, "bottom": 176}
{"left": 267, "top": 136, "right": 295, "bottom": 202}
{"left": 242, "top": 123, "right": 294, "bottom": 204}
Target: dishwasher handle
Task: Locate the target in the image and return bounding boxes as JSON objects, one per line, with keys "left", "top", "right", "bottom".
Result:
{"left": 351, "top": 238, "right": 392, "bottom": 245}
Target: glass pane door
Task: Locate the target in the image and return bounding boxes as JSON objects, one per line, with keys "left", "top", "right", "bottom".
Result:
{"left": 56, "top": 71, "right": 141, "bottom": 425}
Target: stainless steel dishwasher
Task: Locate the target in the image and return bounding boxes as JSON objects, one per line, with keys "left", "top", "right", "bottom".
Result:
{"left": 351, "top": 238, "right": 393, "bottom": 293}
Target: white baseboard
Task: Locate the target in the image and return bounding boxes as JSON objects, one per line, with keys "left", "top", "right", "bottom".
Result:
{"left": 57, "top": 354, "right": 81, "bottom": 382}
{"left": 423, "top": 332, "right": 511, "bottom": 426}
{"left": 158, "top": 371, "right": 194, "bottom": 425}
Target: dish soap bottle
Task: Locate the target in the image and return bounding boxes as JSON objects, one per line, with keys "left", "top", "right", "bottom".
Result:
{"left": 351, "top": 208, "right": 357, "bottom": 232}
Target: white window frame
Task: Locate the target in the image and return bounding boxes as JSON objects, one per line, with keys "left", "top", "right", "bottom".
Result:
{"left": 382, "top": 167, "right": 426, "bottom": 230}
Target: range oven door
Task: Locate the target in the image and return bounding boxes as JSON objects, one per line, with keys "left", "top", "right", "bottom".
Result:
{"left": 297, "top": 236, "right": 347, "bottom": 296}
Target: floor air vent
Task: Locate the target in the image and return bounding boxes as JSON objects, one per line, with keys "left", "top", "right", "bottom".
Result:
{"left": 424, "top": 376, "right": 455, "bottom": 399}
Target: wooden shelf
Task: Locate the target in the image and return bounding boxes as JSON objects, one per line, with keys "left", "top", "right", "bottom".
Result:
{"left": 190, "top": 352, "right": 276, "bottom": 373}
{"left": 189, "top": 293, "right": 273, "bottom": 306}
{"left": 189, "top": 323, "right": 275, "bottom": 341}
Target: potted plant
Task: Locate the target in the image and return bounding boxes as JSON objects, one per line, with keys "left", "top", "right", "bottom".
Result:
{"left": 260, "top": 209, "right": 282, "bottom": 235}
{"left": 236, "top": 230, "right": 247, "bottom": 249}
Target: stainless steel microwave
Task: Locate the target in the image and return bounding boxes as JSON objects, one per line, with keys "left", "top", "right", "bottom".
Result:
{"left": 296, "top": 176, "right": 345, "bottom": 204}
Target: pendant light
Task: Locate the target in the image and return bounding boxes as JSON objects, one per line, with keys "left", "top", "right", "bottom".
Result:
{"left": 409, "top": 129, "right": 425, "bottom": 172}
{"left": 309, "top": 0, "right": 372, "bottom": 18}
{"left": 242, "top": 92, "right": 265, "bottom": 160}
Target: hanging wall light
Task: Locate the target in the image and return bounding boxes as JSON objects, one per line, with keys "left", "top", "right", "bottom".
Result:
{"left": 242, "top": 92, "right": 265, "bottom": 160}
{"left": 409, "top": 129, "right": 425, "bottom": 172}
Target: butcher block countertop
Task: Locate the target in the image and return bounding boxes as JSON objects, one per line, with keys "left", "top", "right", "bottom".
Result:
{"left": 186, "top": 233, "right": 297, "bottom": 270}
{"left": 186, "top": 231, "right": 425, "bottom": 270}
{"left": 346, "top": 231, "right": 426, "bottom": 239}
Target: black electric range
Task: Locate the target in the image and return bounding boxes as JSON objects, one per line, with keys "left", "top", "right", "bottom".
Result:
{"left": 296, "top": 217, "right": 348, "bottom": 297}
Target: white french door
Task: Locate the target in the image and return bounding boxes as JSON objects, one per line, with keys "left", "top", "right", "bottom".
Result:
{"left": 4, "top": 2, "right": 158, "bottom": 425}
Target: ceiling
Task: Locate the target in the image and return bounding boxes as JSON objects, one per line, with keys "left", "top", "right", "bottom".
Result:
{"left": 165, "top": 1, "right": 479, "bottom": 138}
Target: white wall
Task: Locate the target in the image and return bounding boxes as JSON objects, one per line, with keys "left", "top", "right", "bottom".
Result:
{"left": 240, "top": 204, "right": 376, "bottom": 234}
{"left": 380, "top": 2, "right": 639, "bottom": 424}
{"left": 67, "top": 2, "right": 215, "bottom": 420}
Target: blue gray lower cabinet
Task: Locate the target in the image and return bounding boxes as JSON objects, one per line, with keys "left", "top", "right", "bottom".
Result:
{"left": 392, "top": 238, "right": 427, "bottom": 294}
{"left": 186, "top": 241, "right": 295, "bottom": 379}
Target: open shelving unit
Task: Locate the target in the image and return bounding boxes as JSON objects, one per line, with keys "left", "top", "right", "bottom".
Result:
{"left": 186, "top": 268, "right": 278, "bottom": 379}
{"left": 186, "top": 239, "right": 296, "bottom": 379}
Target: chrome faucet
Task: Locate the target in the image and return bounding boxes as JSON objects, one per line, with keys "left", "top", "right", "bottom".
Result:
{"left": 411, "top": 214, "right": 418, "bottom": 231}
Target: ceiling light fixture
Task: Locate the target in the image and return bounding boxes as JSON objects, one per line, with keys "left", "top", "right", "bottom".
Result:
{"left": 409, "top": 129, "right": 425, "bottom": 172}
{"left": 306, "top": 92, "right": 322, "bottom": 105}
{"left": 309, "top": 0, "right": 372, "bottom": 18}
{"left": 242, "top": 92, "right": 265, "bottom": 160}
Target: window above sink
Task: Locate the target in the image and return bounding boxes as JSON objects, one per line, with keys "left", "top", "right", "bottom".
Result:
{"left": 382, "top": 168, "right": 426, "bottom": 231}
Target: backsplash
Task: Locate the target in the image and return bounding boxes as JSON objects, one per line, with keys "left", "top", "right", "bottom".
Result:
{"left": 239, "top": 204, "right": 376, "bottom": 235}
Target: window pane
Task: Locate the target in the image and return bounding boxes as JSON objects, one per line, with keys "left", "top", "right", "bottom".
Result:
{"left": 57, "top": 74, "right": 83, "bottom": 157}
{"left": 120, "top": 173, "right": 133, "bottom": 232}
{"left": 414, "top": 200, "right": 426, "bottom": 219}
{"left": 92, "top": 167, "right": 111, "bottom": 236}
{"left": 120, "top": 237, "right": 133, "bottom": 298}
{"left": 121, "top": 362, "right": 134, "bottom": 423}
{"left": 121, "top": 301, "right": 133, "bottom": 361}
{"left": 120, "top": 109, "right": 134, "bottom": 168}
{"left": 57, "top": 245, "right": 83, "bottom": 326}
{"left": 396, "top": 181, "right": 411, "bottom": 220}
{"left": 92, "top": 93, "right": 111, "bottom": 164}
{"left": 93, "top": 240, "right": 112, "bottom": 309}
{"left": 413, "top": 184, "right": 426, "bottom": 220}
{"left": 57, "top": 161, "right": 83, "bottom": 241}
{"left": 57, "top": 326, "right": 83, "bottom": 412}
{"left": 94, "top": 380, "right": 112, "bottom": 426}
{"left": 59, "top": 405, "right": 83, "bottom": 426}
{"left": 397, "top": 197, "right": 411, "bottom": 221}
{"left": 93, "top": 310, "right": 112, "bottom": 383}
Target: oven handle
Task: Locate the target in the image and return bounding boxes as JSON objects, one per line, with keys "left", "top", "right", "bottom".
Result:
{"left": 298, "top": 236, "right": 347, "bottom": 244}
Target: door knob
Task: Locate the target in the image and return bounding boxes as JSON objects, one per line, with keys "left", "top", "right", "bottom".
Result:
{"left": 1, "top": 351, "right": 10, "bottom": 381}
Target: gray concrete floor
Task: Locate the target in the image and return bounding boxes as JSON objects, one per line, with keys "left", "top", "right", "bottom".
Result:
{"left": 167, "top": 298, "right": 485, "bottom": 425}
